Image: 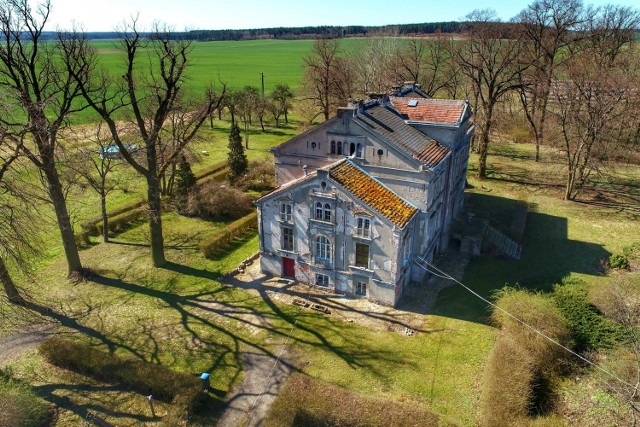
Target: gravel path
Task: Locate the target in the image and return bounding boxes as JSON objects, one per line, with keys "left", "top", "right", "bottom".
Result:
{"left": 0, "top": 324, "right": 54, "bottom": 366}
{"left": 216, "top": 346, "right": 293, "bottom": 427}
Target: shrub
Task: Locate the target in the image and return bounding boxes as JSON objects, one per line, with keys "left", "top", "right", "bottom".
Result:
{"left": 0, "top": 371, "right": 49, "bottom": 427}
{"left": 200, "top": 212, "right": 258, "bottom": 258}
{"left": 236, "top": 160, "right": 276, "bottom": 192}
{"left": 552, "top": 281, "right": 624, "bottom": 351}
{"left": 609, "top": 254, "right": 629, "bottom": 270}
{"left": 265, "top": 374, "right": 440, "bottom": 427}
{"left": 183, "top": 183, "right": 252, "bottom": 220}
{"left": 39, "top": 338, "right": 207, "bottom": 415}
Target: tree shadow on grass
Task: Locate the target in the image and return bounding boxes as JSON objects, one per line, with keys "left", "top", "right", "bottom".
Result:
{"left": 33, "top": 383, "right": 157, "bottom": 426}
{"left": 427, "top": 193, "right": 611, "bottom": 325}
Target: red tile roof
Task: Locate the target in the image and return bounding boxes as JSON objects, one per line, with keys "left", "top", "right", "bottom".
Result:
{"left": 390, "top": 97, "right": 467, "bottom": 125}
{"left": 329, "top": 160, "right": 417, "bottom": 229}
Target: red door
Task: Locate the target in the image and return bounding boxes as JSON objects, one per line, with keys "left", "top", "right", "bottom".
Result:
{"left": 282, "top": 257, "right": 295, "bottom": 278}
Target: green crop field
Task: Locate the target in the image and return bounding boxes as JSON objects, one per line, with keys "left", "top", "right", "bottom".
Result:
{"left": 90, "top": 38, "right": 371, "bottom": 93}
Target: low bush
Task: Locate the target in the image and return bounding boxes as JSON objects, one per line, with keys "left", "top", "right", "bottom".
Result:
{"left": 609, "top": 254, "right": 629, "bottom": 270}
{"left": 265, "top": 374, "right": 441, "bottom": 427}
{"left": 200, "top": 212, "right": 258, "bottom": 258}
{"left": 39, "top": 338, "right": 208, "bottom": 415}
{"left": 235, "top": 161, "right": 276, "bottom": 192}
{"left": 0, "top": 370, "right": 49, "bottom": 427}
{"left": 552, "top": 281, "right": 624, "bottom": 351}
{"left": 183, "top": 183, "right": 252, "bottom": 220}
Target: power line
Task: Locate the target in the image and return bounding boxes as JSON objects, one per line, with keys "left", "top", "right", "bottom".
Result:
{"left": 415, "top": 256, "right": 639, "bottom": 393}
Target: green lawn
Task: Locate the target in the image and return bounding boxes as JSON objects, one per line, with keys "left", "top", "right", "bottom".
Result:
{"left": 3, "top": 134, "right": 638, "bottom": 425}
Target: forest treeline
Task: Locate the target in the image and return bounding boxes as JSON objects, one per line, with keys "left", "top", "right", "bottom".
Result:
{"left": 39, "top": 21, "right": 467, "bottom": 41}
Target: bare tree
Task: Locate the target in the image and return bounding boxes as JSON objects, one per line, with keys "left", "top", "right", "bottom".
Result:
{"left": 349, "top": 37, "right": 396, "bottom": 96}
{"left": 302, "top": 38, "right": 353, "bottom": 122}
{"left": 393, "top": 36, "right": 458, "bottom": 97}
{"left": 516, "top": 0, "right": 584, "bottom": 162}
{"left": 238, "top": 85, "right": 259, "bottom": 149}
{"left": 451, "top": 10, "right": 532, "bottom": 178}
{"left": 270, "top": 83, "right": 293, "bottom": 126}
{"left": 66, "top": 22, "right": 225, "bottom": 266}
{"left": 0, "top": 131, "right": 27, "bottom": 304}
{"left": 553, "top": 7, "right": 639, "bottom": 200}
{"left": 69, "top": 126, "right": 119, "bottom": 243}
{"left": 0, "top": 0, "right": 89, "bottom": 275}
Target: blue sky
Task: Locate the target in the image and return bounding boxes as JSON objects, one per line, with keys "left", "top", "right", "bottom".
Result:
{"left": 46, "top": 0, "right": 638, "bottom": 32}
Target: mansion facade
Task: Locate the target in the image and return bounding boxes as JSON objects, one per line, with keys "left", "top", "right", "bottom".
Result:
{"left": 255, "top": 85, "right": 475, "bottom": 306}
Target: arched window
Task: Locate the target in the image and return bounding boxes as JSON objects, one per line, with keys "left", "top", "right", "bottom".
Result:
{"left": 330, "top": 140, "right": 336, "bottom": 154}
{"left": 337, "top": 141, "right": 343, "bottom": 155}
{"left": 316, "top": 236, "right": 331, "bottom": 261}
{"left": 324, "top": 203, "right": 331, "bottom": 221}
{"left": 315, "top": 202, "right": 323, "bottom": 220}
{"left": 356, "top": 143, "right": 362, "bottom": 158}
{"left": 350, "top": 143, "right": 356, "bottom": 156}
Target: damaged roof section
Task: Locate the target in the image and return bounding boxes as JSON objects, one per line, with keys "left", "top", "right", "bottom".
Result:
{"left": 328, "top": 159, "right": 418, "bottom": 229}
{"left": 355, "top": 104, "right": 450, "bottom": 169}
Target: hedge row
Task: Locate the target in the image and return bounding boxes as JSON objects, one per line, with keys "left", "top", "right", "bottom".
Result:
{"left": 194, "top": 160, "right": 228, "bottom": 181}
{"left": 265, "top": 374, "right": 441, "bottom": 427}
{"left": 200, "top": 211, "right": 258, "bottom": 258}
{"left": 39, "top": 338, "right": 208, "bottom": 414}
{"left": 94, "top": 207, "right": 148, "bottom": 235}
{"left": 81, "top": 198, "right": 147, "bottom": 235}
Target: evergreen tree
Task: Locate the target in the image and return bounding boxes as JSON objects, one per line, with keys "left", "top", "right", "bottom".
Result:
{"left": 175, "top": 156, "right": 197, "bottom": 197}
{"left": 174, "top": 156, "right": 196, "bottom": 213}
{"left": 228, "top": 123, "right": 248, "bottom": 180}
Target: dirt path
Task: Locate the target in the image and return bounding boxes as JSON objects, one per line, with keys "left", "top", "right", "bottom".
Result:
{"left": 0, "top": 324, "right": 55, "bottom": 366}
{"left": 216, "top": 346, "right": 293, "bottom": 427}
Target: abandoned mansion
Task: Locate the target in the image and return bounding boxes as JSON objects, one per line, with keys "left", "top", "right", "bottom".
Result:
{"left": 255, "top": 85, "right": 475, "bottom": 306}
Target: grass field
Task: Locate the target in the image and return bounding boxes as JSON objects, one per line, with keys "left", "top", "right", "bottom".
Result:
{"left": 3, "top": 136, "right": 638, "bottom": 425}
{"left": 89, "top": 37, "right": 373, "bottom": 95}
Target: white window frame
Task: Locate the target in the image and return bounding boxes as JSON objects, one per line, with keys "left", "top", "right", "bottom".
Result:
{"left": 282, "top": 227, "right": 294, "bottom": 252}
{"left": 356, "top": 217, "right": 371, "bottom": 238}
{"left": 315, "top": 236, "right": 331, "bottom": 262}
{"left": 280, "top": 203, "right": 292, "bottom": 222}
{"left": 356, "top": 282, "right": 367, "bottom": 296}
{"left": 316, "top": 274, "right": 329, "bottom": 287}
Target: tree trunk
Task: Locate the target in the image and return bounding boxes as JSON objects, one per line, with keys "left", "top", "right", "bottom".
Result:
{"left": 0, "top": 257, "right": 24, "bottom": 304}
{"left": 284, "top": 109, "right": 288, "bottom": 124}
{"left": 477, "top": 110, "right": 493, "bottom": 179}
{"left": 101, "top": 190, "right": 109, "bottom": 243}
{"left": 43, "top": 164, "right": 83, "bottom": 275}
{"left": 565, "top": 172, "right": 575, "bottom": 201}
{"left": 146, "top": 175, "right": 166, "bottom": 267}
